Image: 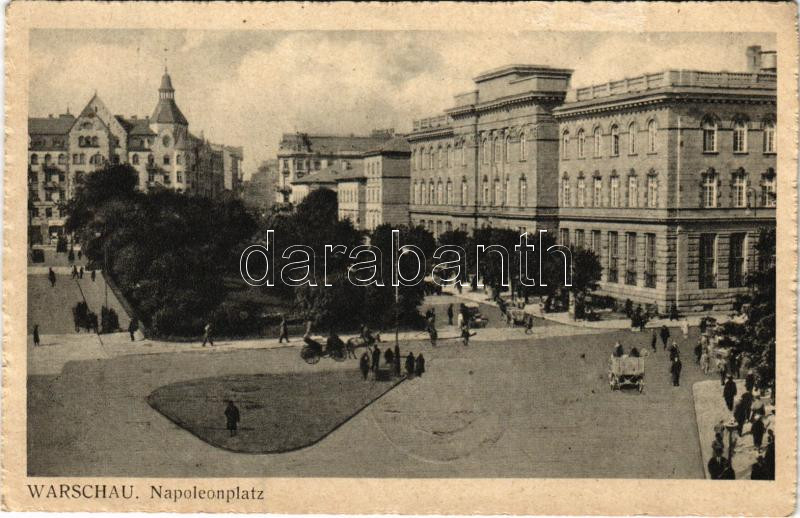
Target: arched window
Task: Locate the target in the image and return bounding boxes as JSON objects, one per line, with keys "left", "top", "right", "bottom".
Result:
{"left": 593, "top": 127, "right": 602, "bottom": 157}
{"left": 702, "top": 170, "right": 717, "bottom": 208}
{"left": 647, "top": 173, "right": 658, "bottom": 208}
{"left": 561, "top": 176, "right": 570, "bottom": 206}
{"left": 446, "top": 180, "right": 453, "bottom": 205}
{"left": 628, "top": 122, "right": 637, "bottom": 154}
{"left": 483, "top": 138, "right": 490, "bottom": 165}
{"left": 610, "top": 125, "right": 619, "bottom": 156}
{"left": 437, "top": 181, "right": 444, "bottom": 205}
{"left": 593, "top": 177, "right": 603, "bottom": 207}
{"left": 461, "top": 179, "right": 468, "bottom": 206}
{"left": 504, "top": 177, "right": 510, "bottom": 205}
{"left": 429, "top": 181, "right": 435, "bottom": 205}
{"left": 647, "top": 120, "right": 657, "bottom": 153}
{"left": 493, "top": 178, "right": 500, "bottom": 205}
{"left": 447, "top": 145, "right": 453, "bottom": 167}
{"left": 163, "top": 155, "right": 171, "bottom": 165}
{"left": 610, "top": 175, "right": 620, "bottom": 207}
{"left": 494, "top": 138, "right": 502, "bottom": 164}
{"left": 132, "top": 154, "right": 139, "bottom": 165}
{"left": 519, "top": 132, "right": 526, "bottom": 161}
{"left": 577, "top": 129, "right": 585, "bottom": 158}
{"left": 733, "top": 120, "right": 748, "bottom": 153}
{"left": 576, "top": 177, "right": 586, "bottom": 207}
{"left": 627, "top": 175, "right": 638, "bottom": 207}
{"left": 438, "top": 147, "right": 444, "bottom": 168}
{"left": 561, "top": 130, "right": 570, "bottom": 159}
{"left": 761, "top": 169, "right": 776, "bottom": 207}
{"left": 732, "top": 169, "right": 747, "bottom": 207}
{"left": 418, "top": 149, "right": 424, "bottom": 170}
{"left": 482, "top": 177, "right": 490, "bottom": 205}
{"left": 44, "top": 154, "right": 52, "bottom": 165}
{"left": 519, "top": 177, "right": 527, "bottom": 207}
{"left": 504, "top": 135, "right": 511, "bottom": 163}
{"left": 30, "top": 153, "right": 38, "bottom": 165}
{"left": 763, "top": 121, "right": 776, "bottom": 153}
{"left": 702, "top": 118, "right": 717, "bottom": 152}
{"left": 429, "top": 147, "right": 435, "bottom": 169}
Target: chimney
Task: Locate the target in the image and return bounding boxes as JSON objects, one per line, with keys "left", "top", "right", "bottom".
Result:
{"left": 746, "top": 45, "right": 762, "bottom": 73}
{"left": 759, "top": 50, "right": 777, "bottom": 73}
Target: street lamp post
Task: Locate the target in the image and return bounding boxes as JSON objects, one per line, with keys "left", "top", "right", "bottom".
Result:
{"left": 395, "top": 249, "right": 410, "bottom": 349}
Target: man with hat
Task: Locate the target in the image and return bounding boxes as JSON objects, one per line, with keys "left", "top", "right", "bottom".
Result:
{"left": 723, "top": 375, "right": 737, "bottom": 411}
{"left": 707, "top": 447, "right": 735, "bottom": 479}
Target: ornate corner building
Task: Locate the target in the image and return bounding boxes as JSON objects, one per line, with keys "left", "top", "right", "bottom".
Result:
{"left": 408, "top": 46, "right": 777, "bottom": 313}
{"left": 28, "top": 69, "right": 244, "bottom": 246}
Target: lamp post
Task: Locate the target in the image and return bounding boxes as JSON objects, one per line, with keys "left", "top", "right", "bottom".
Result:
{"left": 395, "top": 249, "right": 411, "bottom": 349}
{"left": 94, "top": 226, "right": 108, "bottom": 309}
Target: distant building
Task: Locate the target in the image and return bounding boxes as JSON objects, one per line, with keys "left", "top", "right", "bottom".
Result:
{"left": 28, "top": 69, "right": 244, "bottom": 245}
{"left": 363, "top": 137, "right": 412, "bottom": 230}
{"left": 335, "top": 164, "right": 367, "bottom": 228}
{"left": 276, "top": 129, "right": 395, "bottom": 204}
{"left": 241, "top": 159, "right": 277, "bottom": 213}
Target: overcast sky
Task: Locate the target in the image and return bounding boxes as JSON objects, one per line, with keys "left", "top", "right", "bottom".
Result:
{"left": 30, "top": 30, "right": 775, "bottom": 177}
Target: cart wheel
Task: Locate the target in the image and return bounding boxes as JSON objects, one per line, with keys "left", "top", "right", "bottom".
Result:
{"left": 301, "top": 346, "right": 320, "bottom": 365}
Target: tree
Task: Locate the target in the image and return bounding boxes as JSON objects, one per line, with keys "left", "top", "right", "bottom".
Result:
{"left": 568, "top": 248, "right": 602, "bottom": 319}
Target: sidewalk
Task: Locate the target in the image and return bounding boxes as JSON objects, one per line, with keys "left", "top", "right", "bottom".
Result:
{"left": 444, "top": 286, "right": 733, "bottom": 330}
{"left": 692, "top": 379, "right": 775, "bottom": 479}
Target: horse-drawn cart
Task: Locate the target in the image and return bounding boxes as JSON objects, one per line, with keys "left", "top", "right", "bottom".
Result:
{"left": 462, "top": 302, "right": 488, "bottom": 328}
{"left": 609, "top": 356, "right": 645, "bottom": 393}
{"left": 301, "top": 336, "right": 347, "bottom": 364}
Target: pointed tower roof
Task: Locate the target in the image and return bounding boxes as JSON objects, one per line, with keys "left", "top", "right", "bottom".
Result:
{"left": 151, "top": 68, "right": 188, "bottom": 125}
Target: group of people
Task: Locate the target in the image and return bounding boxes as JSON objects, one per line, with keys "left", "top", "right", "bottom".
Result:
{"left": 358, "top": 343, "right": 425, "bottom": 380}
{"left": 46, "top": 266, "right": 97, "bottom": 288}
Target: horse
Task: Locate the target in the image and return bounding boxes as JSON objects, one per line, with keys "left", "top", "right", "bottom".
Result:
{"left": 346, "top": 332, "right": 382, "bottom": 359}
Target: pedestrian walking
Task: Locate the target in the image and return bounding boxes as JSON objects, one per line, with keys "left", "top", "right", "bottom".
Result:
{"left": 359, "top": 352, "right": 370, "bottom": 380}
{"left": 71, "top": 265, "right": 78, "bottom": 279}
{"left": 427, "top": 320, "right": 438, "bottom": 347}
{"left": 764, "top": 430, "right": 775, "bottom": 478}
{"left": 201, "top": 321, "right": 214, "bottom": 347}
{"left": 723, "top": 375, "right": 737, "bottom": 411}
{"left": 393, "top": 344, "right": 401, "bottom": 377}
{"left": 33, "top": 324, "right": 40, "bottom": 347}
{"left": 718, "top": 360, "right": 728, "bottom": 386}
{"left": 660, "top": 325, "right": 670, "bottom": 350}
{"left": 48, "top": 267, "right": 56, "bottom": 287}
{"left": 128, "top": 318, "right": 138, "bottom": 341}
{"left": 415, "top": 353, "right": 426, "bottom": 377}
{"left": 731, "top": 352, "right": 741, "bottom": 379}
{"left": 745, "top": 370, "right": 756, "bottom": 393}
{"left": 670, "top": 357, "right": 682, "bottom": 386}
{"left": 278, "top": 315, "right": 289, "bottom": 343}
{"left": 700, "top": 349, "right": 710, "bottom": 374}
{"left": 447, "top": 304, "right": 454, "bottom": 326}
{"left": 524, "top": 314, "right": 534, "bottom": 335}
{"left": 740, "top": 391, "right": 753, "bottom": 421}
{"left": 91, "top": 269, "right": 96, "bottom": 282}
{"left": 707, "top": 449, "right": 735, "bottom": 480}
{"left": 405, "top": 352, "right": 415, "bottom": 377}
{"left": 733, "top": 397, "right": 749, "bottom": 436}
{"left": 668, "top": 341, "right": 680, "bottom": 361}
{"left": 77, "top": 250, "right": 82, "bottom": 260}
{"left": 461, "top": 323, "right": 471, "bottom": 346}
{"left": 457, "top": 311, "right": 464, "bottom": 330}
{"left": 694, "top": 341, "right": 702, "bottom": 364}
{"left": 751, "top": 414, "right": 766, "bottom": 449}
{"left": 224, "top": 400, "right": 240, "bottom": 437}
{"left": 651, "top": 329, "right": 657, "bottom": 352}
{"left": 79, "top": 266, "right": 84, "bottom": 279}
{"left": 681, "top": 319, "right": 689, "bottom": 340}
{"left": 372, "top": 345, "right": 381, "bottom": 373}
{"left": 384, "top": 347, "right": 394, "bottom": 366}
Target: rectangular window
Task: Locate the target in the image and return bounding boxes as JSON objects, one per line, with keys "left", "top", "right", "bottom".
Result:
{"left": 647, "top": 176, "right": 658, "bottom": 208}
{"left": 729, "top": 233, "right": 746, "bottom": 288}
{"left": 763, "top": 125, "right": 776, "bottom": 153}
{"left": 627, "top": 176, "right": 638, "bottom": 208}
{"left": 733, "top": 125, "right": 747, "bottom": 153}
{"left": 703, "top": 127, "right": 717, "bottom": 152}
{"left": 645, "top": 233, "right": 656, "bottom": 288}
{"left": 560, "top": 228, "right": 570, "bottom": 247}
{"left": 702, "top": 175, "right": 717, "bottom": 208}
{"left": 591, "top": 230, "right": 601, "bottom": 254}
{"left": 610, "top": 177, "right": 619, "bottom": 207}
{"left": 575, "top": 229, "right": 585, "bottom": 249}
{"left": 699, "top": 233, "right": 717, "bottom": 289}
{"left": 762, "top": 177, "right": 776, "bottom": 207}
{"left": 593, "top": 178, "right": 602, "bottom": 207}
{"left": 733, "top": 174, "right": 747, "bottom": 208}
{"left": 625, "top": 232, "right": 637, "bottom": 285}
{"left": 608, "top": 232, "right": 619, "bottom": 283}
{"left": 577, "top": 178, "right": 585, "bottom": 207}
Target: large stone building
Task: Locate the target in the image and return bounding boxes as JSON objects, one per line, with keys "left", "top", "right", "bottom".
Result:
{"left": 363, "top": 137, "right": 412, "bottom": 230}
{"left": 275, "top": 129, "right": 395, "bottom": 205}
{"left": 407, "top": 65, "right": 573, "bottom": 239}
{"left": 28, "top": 69, "right": 243, "bottom": 245}
{"left": 408, "top": 47, "right": 777, "bottom": 312}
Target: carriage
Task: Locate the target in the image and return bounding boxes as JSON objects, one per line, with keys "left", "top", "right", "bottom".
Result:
{"left": 462, "top": 302, "right": 488, "bottom": 328}
{"left": 300, "top": 336, "right": 347, "bottom": 364}
{"left": 609, "top": 356, "right": 645, "bottom": 393}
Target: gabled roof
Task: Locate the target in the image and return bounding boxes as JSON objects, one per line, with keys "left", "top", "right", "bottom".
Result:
{"left": 152, "top": 98, "right": 188, "bottom": 125}
{"left": 279, "top": 133, "right": 392, "bottom": 156}
{"left": 364, "top": 136, "right": 411, "bottom": 156}
{"left": 114, "top": 116, "right": 156, "bottom": 136}
{"left": 28, "top": 115, "right": 75, "bottom": 135}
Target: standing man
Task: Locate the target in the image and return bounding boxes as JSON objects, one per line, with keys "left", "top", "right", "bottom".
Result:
{"left": 660, "top": 325, "right": 670, "bottom": 350}
{"left": 128, "top": 318, "right": 138, "bottom": 341}
{"left": 278, "top": 315, "right": 289, "bottom": 343}
{"left": 371, "top": 344, "right": 381, "bottom": 374}
{"left": 91, "top": 269, "right": 96, "bottom": 282}
{"left": 745, "top": 369, "right": 756, "bottom": 393}
{"left": 670, "top": 357, "right": 682, "bottom": 387}
{"left": 71, "top": 265, "right": 78, "bottom": 279}
{"left": 723, "top": 375, "right": 737, "bottom": 411}
{"left": 405, "top": 352, "right": 415, "bottom": 377}
{"left": 447, "top": 304, "right": 454, "bottom": 326}
{"left": 79, "top": 266, "right": 84, "bottom": 279}
{"left": 427, "top": 318, "right": 438, "bottom": 347}
{"left": 33, "top": 324, "right": 40, "bottom": 347}
{"left": 681, "top": 319, "right": 689, "bottom": 340}
{"left": 651, "top": 328, "right": 658, "bottom": 352}
{"left": 393, "top": 344, "right": 401, "bottom": 377}
{"left": 718, "top": 359, "right": 728, "bottom": 386}
{"left": 48, "top": 267, "right": 56, "bottom": 287}
{"left": 359, "top": 352, "right": 370, "bottom": 380}
{"left": 201, "top": 321, "right": 214, "bottom": 347}
{"left": 707, "top": 448, "right": 735, "bottom": 479}
{"left": 415, "top": 353, "right": 426, "bottom": 377}
{"left": 461, "top": 321, "right": 471, "bottom": 347}
{"left": 224, "top": 400, "right": 240, "bottom": 437}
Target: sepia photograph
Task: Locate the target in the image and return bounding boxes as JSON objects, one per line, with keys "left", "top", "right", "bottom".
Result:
{"left": 4, "top": 2, "right": 797, "bottom": 515}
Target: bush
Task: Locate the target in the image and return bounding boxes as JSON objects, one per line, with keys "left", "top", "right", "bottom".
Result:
{"left": 211, "top": 301, "right": 264, "bottom": 338}
{"left": 100, "top": 306, "right": 120, "bottom": 334}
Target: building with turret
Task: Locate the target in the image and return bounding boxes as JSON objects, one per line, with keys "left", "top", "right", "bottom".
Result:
{"left": 28, "top": 69, "right": 244, "bottom": 245}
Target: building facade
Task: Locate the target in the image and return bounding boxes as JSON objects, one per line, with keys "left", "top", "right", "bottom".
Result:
{"left": 407, "top": 65, "right": 573, "bottom": 239}
{"left": 276, "top": 130, "right": 395, "bottom": 204}
{"left": 363, "top": 137, "right": 412, "bottom": 231}
{"left": 28, "top": 69, "right": 243, "bottom": 245}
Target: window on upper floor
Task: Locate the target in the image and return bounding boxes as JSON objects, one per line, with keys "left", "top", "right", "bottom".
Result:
{"left": 519, "top": 177, "right": 527, "bottom": 207}
{"left": 610, "top": 125, "right": 620, "bottom": 157}
{"left": 483, "top": 139, "right": 490, "bottom": 165}
{"left": 132, "top": 154, "right": 139, "bottom": 165}
{"left": 30, "top": 154, "right": 38, "bottom": 165}
{"left": 163, "top": 155, "right": 171, "bottom": 166}
{"left": 519, "top": 132, "right": 527, "bottom": 161}
{"left": 627, "top": 175, "right": 638, "bottom": 208}
{"left": 446, "top": 180, "right": 453, "bottom": 205}
{"left": 628, "top": 122, "right": 637, "bottom": 154}
{"left": 58, "top": 154, "right": 67, "bottom": 165}
{"left": 447, "top": 145, "right": 453, "bottom": 168}
{"left": 647, "top": 175, "right": 658, "bottom": 208}
{"left": 593, "top": 127, "right": 602, "bottom": 157}
{"left": 561, "top": 176, "right": 570, "bottom": 206}
{"left": 577, "top": 129, "right": 585, "bottom": 158}
{"left": 561, "top": 131, "right": 570, "bottom": 159}
{"left": 494, "top": 138, "right": 502, "bottom": 164}
{"left": 702, "top": 172, "right": 717, "bottom": 208}
{"left": 504, "top": 177, "right": 510, "bottom": 205}
{"left": 702, "top": 120, "right": 717, "bottom": 152}
{"left": 593, "top": 177, "right": 602, "bottom": 207}
{"left": 733, "top": 121, "right": 748, "bottom": 153}
{"left": 763, "top": 122, "right": 776, "bottom": 153}
{"left": 761, "top": 171, "right": 776, "bottom": 207}
{"left": 492, "top": 178, "right": 500, "bottom": 206}
{"left": 647, "top": 120, "right": 657, "bottom": 153}
{"left": 504, "top": 136, "right": 511, "bottom": 163}
{"left": 44, "top": 154, "right": 52, "bottom": 165}
{"left": 610, "top": 176, "right": 620, "bottom": 207}
{"left": 576, "top": 177, "right": 585, "bottom": 207}
{"left": 461, "top": 179, "right": 468, "bottom": 206}
{"left": 482, "top": 177, "right": 489, "bottom": 205}
{"left": 732, "top": 171, "right": 747, "bottom": 208}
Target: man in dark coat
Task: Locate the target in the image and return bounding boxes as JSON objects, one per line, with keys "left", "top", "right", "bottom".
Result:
{"left": 447, "top": 304, "right": 454, "bottom": 325}
{"left": 278, "top": 316, "right": 289, "bottom": 343}
{"left": 733, "top": 397, "right": 749, "bottom": 436}
{"left": 225, "top": 400, "right": 240, "bottom": 437}
{"left": 79, "top": 266, "right": 84, "bottom": 279}
{"left": 415, "top": 353, "right": 426, "bottom": 377}
{"left": 764, "top": 430, "right": 775, "bottom": 479}
{"left": 670, "top": 357, "right": 682, "bottom": 387}
{"left": 669, "top": 341, "right": 680, "bottom": 361}
{"left": 33, "top": 324, "right": 40, "bottom": 347}
{"left": 128, "top": 318, "right": 138, "bottom": 341}
{"left": 201, "top": 322, "right": 214, "bottom": 347}
{"left": 745, "top": 370, "right": 756, "bottom": 393}
{"left": 91, "top": 269, "right": 96, "bottom": 282}
{"left": 723, "top": 376, "right": 737, "bottom": 411}
{"left": 694, "top": 341, "right": 703, "bottom": 364}
{"left": 393, "top": 344, "right": 401, "bottom": 376}
{"left": 751, "top": 414, "right": 766, "bottom": 449}
{"left": 708, "top": 450, "right": 735, "bottom": 479}
{"left": 427, "top": 319, "right": 438, "bottom": 347}
{"left": 359, "top": 352, "right": 370, "bottom": 380}
{"left": 651, "top": 329, "right": 658, "bottom": 351}
{"left": 613, "top": 342, "right": 624, "bottom": 358}
{"left": 751, "top": 456, "right": 769, "bottom": 480}
{"left": 48, "top": 267, "right": 56, "bottom": 287}
{"left": 660, "top": 325, "right": 670, "bottom": 349}
{"left": 71, "top": 265, "right": 78, "bottom": 279}
{"left": 384, "top": 347, "right": 394, "bottom": 367}
{"left": 405, "top": 352, "right": 415, "bottom": 377}
{"left": 371, "top": 345, "right": 381, "bottom": 373}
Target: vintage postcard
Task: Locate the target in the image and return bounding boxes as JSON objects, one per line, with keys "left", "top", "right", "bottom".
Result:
{"left": 3, "top": 2, "right": 798, "bottom": 515}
